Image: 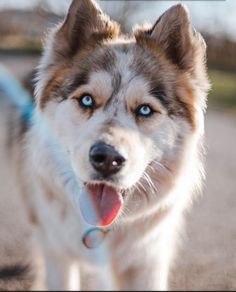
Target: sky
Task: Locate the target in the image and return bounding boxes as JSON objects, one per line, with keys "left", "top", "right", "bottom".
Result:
{"left": 0, "top": 0, "right": 235, "bottom": 40}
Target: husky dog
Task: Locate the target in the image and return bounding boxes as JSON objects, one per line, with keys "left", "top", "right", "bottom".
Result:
{"left": 0, "top": 0, "right": 210, "bottom": 290}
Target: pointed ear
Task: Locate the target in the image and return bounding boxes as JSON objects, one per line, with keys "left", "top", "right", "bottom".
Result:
{"left": 135, "top": 4, "right": 206, "bottom": 71}
{"left": 53, "top": 0, "right": 120, "bottom": 58}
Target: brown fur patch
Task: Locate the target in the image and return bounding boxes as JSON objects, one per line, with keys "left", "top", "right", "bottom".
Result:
{"left": 39, "top": 45, "right": 117, "bottom": 108}
{"left": 28, "top": 208, "right": 39, "bottom": 226}
{"left": 134, "top": 4, "right": 198, "bottom": 72}
{"left": 129, "top": 44, "right": 196, "bottom": 127}
{"left": 131, "top": 38, "right": 206, "bottom": 129}
{"left": 137, "top": 40, "right": 209, "bottom": 129}
{"left": 176, "top": 75, "right": 200, "bottom": 129}
{"left": 39, "top": 67, "right": 71, "bottom": 108}
{"left": 54, "top": 0, "right": 120, "bottom": 58}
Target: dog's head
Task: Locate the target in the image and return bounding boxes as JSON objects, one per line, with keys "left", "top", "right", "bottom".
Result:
{"left": 35, "top": 0, "right": 210, "bottom": 227}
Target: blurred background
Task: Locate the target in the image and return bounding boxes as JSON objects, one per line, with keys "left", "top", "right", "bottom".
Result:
{"left": 0, "top": 0, "right": 235, "bottom": 290}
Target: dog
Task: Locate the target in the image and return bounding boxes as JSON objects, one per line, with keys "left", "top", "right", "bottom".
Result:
{"left": 0, "top": 0, "right": 210, "bottom": 290}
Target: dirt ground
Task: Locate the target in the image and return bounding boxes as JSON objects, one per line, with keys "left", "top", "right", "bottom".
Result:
{"left": 0, "top": 56, "right": 236, "bottom": 290}
{"left": 171, "top": 110, "right": 236, "bottom": 291}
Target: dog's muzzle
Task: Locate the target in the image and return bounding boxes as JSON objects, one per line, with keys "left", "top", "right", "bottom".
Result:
{"left": 79, "top": 142, "right": 126, "bottom": 228}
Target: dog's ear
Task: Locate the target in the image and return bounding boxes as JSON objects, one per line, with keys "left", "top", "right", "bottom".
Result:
{"left": 54, "top": 0, "right": 120, "bottom": 58}
{"left": 135, "top": 4, "right": 206, "bottom": 71}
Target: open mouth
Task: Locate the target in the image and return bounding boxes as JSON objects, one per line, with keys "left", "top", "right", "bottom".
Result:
{"left": 79, "top": 182, "right": 124, "bottom": 227}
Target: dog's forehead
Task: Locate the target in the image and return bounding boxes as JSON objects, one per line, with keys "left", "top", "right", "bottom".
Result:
{"left": 85, "top": 51, "right": 155, "bottom": 107}
{"left": 92, "top": 43, "right": 162, "bottom": 81}
{"left": 79, "top": 43, "right": 163, "bottom": 95}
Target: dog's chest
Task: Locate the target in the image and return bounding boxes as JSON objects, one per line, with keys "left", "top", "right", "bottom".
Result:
{"left": 31, "top": 184, "right": 118, "bottom": 262}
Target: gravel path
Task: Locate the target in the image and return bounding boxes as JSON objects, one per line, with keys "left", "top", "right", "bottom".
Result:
{"left": 171, "top": 110, "right": 236, "bottom": 290}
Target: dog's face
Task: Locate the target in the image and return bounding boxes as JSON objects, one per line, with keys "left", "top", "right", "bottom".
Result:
{"left": 35, "top": 0, "right": 209, "bottom": 227}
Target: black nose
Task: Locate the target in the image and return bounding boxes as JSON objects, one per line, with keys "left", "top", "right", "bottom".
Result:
{"left": 89, "top": 142, "right": 126, "bottom": 177}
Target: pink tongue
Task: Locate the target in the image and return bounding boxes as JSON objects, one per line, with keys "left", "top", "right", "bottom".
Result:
{"left": 79, "top": 184, "right": 123, "bottom": 227}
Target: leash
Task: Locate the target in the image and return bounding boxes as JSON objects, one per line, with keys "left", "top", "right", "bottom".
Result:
{"left": 0, "top": 64, "right": 34, "bottom": 123}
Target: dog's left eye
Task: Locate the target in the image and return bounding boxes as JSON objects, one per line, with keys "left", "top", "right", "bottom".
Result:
{"left": 79, "top": 94, "right": 95, "bottom": 109}
{"left": 136, "top": 104, "right": 154, "bottom": 117}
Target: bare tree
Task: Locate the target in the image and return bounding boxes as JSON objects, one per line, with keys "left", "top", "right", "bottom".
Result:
{"left": 29, "top": 0, "right": 145, "bottom": 32}
{"left": 100, "top": 0, "right": 144, "bottom": 33}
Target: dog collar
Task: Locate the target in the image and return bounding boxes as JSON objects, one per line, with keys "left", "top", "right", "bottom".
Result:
{"left": 82, "top": 227, "right": 109, "bottom": 249}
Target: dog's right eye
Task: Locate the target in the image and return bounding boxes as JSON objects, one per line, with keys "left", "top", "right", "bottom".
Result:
{"left": 79, "top": 94, "right": 95, "bottom": 109}
{"left": 135, "top": 104, "right": 154, "bottom": 118}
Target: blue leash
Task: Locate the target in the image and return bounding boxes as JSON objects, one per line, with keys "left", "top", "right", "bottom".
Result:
{"left": 0, "top": 64, "right": 34, "bottom": 123}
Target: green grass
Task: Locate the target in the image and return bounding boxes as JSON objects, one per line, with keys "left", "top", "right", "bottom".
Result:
{"left": 209, "top": 70, "right": 236, "bottom": 111}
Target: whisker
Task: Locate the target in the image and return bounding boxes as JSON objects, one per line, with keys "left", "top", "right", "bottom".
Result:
{"left": 135, "top": 180, "right": 149, "bottom": 202}
{"left": 151, "top": 160, "right": 172, "bottom": 173}
{"left": 144, "top": 172, "right": 157, "bottom": 193}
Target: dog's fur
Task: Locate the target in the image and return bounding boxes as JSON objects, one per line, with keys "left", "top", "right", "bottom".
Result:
{"left": 0, "top": 0, "right": 210, "bottom": 290}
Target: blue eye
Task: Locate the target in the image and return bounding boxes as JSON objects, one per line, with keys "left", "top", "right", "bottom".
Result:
{"left": 136, "top": 105, "right": 153, "bottom": 117}
{"left": 79, "top": 95, "right": 94, "bottom": 109}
